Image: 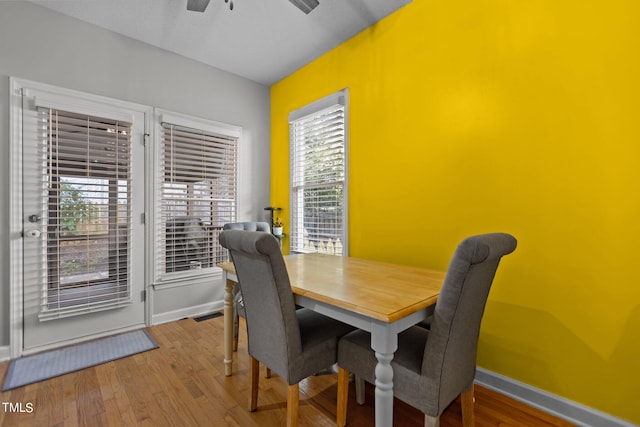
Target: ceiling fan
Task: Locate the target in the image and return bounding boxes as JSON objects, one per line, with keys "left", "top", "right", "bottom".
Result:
{"left": 186, "top": 0, "right": 319, "bottom": 14}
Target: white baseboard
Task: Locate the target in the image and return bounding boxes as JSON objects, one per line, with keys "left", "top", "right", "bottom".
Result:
{"left": 475, "top": 367, "right": 637, "bottom": 427}
{"left": 0, "top": 345, "right": 10, "bottom": 362}
{"left": 151, "top": 301, "right": 224, "bottom": 326}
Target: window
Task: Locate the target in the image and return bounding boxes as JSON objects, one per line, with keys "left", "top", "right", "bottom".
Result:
{"left": 156, "top": 111, "right": 240, "bottom": 280}
{"left": 40, "top": 108, "right": 133, "bottom": 315}
{"left": 289, "top": 89, "right": 348, "bottom": 255}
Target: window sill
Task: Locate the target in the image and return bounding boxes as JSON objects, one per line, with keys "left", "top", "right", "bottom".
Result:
{"left": 153, "top": 268, "right": 223, "bottom": 291}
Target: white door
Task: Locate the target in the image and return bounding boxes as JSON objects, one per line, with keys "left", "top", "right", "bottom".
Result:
{"left": 19, "top": 83, "right": 147, "bottom": 353}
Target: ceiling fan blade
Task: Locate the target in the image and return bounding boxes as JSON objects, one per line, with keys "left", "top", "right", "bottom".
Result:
{"left": 289, "top": 0, "right": 319, "bottom": 14}
{"left": 187, "top": 0, "right": 211, "bottom": 12}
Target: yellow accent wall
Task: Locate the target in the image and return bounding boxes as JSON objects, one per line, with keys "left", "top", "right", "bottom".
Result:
{"left": 271, "top": 0, "right": 640, "bottom": 423}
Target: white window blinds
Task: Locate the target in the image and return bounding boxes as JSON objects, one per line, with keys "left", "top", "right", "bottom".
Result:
{"left": 290, "top": 90, "right": 348, "bottom": 255}
{"left": 37, "top": 108, "right": 133, "bottom": 319}
{"left": 159, "top": 122, "right": 238, "bottom": 276}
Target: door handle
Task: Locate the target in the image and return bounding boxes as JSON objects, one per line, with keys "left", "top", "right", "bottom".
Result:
{"left": 28, "top": 214, "right": 41, "bottom": 223}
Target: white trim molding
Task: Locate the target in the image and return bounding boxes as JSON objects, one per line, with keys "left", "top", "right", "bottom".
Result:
{"left": 9, "top": 76, "right": 26, "bottom": 359}
{"left": 152, "top": 268, "right": 223, "bottom": 291}
{"left": 0, "top": 346, "right": 10, "bottom": 362}
{"left": 151, "top": 301, "right": 224, "bottom": 326}
{"left": 475, "top": 368, "right": 637, "bottom": 427}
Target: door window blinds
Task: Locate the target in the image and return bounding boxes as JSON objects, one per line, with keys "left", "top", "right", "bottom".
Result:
{"left": 290, "top": 91, "right": 347, "bottom": 255}
{"left": 159, "top": 122, "right": 237, "bottom": 277}
{"left": 37, "top": 108, "right": 133, "bottom": 319}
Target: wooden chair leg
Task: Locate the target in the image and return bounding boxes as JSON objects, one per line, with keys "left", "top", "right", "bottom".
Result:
{"left": 233, "top": 313, "right": 239, "bottom": 352}
{"left": 461, "top": 384, "right": 475, "bottom": 427}
{"left": 249, "top": 357, "right": 259, "bottom": 411}
{"left": 286, "top": 383, "right": 299, "bottom": 427}
{"left": 355, "top": 375, "right": 365, "bottom": 405}
{"left": 425, "top": 415, "right": 440, "bottom": 427}
{"left": 265, "top": 367, "right": 272, "bottom": 378}
{"left": 337, "top": 367, "right": 350, "bottom": 427}
{"left": 425, "top": 384, "right": 473, "bottom": 427}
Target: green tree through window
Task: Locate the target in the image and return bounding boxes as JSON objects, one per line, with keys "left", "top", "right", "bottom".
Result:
{"left": 59, "top": 182, "right": 97, "bottom": 234}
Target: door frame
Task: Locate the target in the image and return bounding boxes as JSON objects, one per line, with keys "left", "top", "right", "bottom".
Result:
{"left": 9, "top": 77, "right": 154, "bottom": 358}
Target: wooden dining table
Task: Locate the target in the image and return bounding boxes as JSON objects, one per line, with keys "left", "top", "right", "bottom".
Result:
{"left": 218, "top": 253, "right": 446, "bottom": 427}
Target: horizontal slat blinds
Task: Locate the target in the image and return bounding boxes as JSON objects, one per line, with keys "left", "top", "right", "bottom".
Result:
{"left": 159, "top": 123, "right": 237, "bottom": 276}
{"left": 37, "top": 108, "right": 133, "bottom": 320}
{"left": 290, "top": 100, "right": 346, "bottom": 255}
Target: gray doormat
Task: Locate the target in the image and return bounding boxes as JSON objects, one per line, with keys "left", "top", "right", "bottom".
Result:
{"left": 2, "top": 329, "right": 158, "bottom": 391}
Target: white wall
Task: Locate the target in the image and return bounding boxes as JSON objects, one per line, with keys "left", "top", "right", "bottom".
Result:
{"left": 0, "top": 2, "right": 271, "bottom": 349}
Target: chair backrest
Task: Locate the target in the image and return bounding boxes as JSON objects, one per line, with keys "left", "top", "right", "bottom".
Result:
{"left": 223, "top": 221, "right": 271, "bottom": 233}
{"left": 223, "top": 222, "right": 271, "bottom": 299}
{"left": 421, "top": 233, "right": 517, "bottom": 416}
{"left": 218, "top": 230, "right": 301, "bottom": 382}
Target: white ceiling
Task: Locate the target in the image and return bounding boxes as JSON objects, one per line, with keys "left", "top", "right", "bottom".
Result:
{"left": 30, "top": 0, "right": 412, "bottom": 86}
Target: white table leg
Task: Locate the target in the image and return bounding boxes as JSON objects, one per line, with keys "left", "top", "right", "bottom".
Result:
{"left": 223, "top": 275, "right": 235, "bottom": 376}
{"left": 371, "top": 323, "right": 398, "bottom": 427}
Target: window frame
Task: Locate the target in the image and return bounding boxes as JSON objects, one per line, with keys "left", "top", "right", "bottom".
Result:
{"left": 289, "top": 89, "right": 349, "bottom": 256}
{"left": 152, "top": 109, "right": 242, "bottom": 286}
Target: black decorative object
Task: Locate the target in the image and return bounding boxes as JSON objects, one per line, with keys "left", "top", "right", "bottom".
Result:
{"left": 264, "top": 206, "right": 282, "bottom": 234}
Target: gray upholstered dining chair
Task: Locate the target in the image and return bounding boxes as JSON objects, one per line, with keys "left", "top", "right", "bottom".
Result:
{"left": 336, "top": 233, "right": 517, "bottom": 427}
{"left": 218, "top": 230, "right": 355, "bottom": 427}
{"left": 222, "top": 221, "right": 271, "bottom": 352}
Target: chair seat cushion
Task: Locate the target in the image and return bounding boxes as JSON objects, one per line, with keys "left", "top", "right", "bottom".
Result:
{"left": 286, "top": 308, "right": 355, "bottom": 384}
{"left": 338, "top": 326, "right": 429, "bottom": 410}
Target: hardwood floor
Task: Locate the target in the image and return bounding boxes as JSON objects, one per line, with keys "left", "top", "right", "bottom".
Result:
{"left": 0, "top": 317, "right": 575, "bottom": 427}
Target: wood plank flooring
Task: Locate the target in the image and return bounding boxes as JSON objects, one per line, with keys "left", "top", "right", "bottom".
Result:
{"left": 0, "top": 316, "right": 575, "bottom": 426}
